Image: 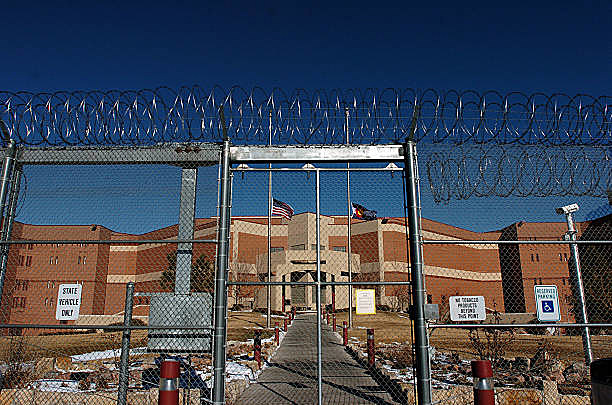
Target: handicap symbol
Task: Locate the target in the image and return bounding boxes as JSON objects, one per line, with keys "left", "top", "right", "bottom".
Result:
{"left": 542, "top": 300, "right": 554, "bottom": 313}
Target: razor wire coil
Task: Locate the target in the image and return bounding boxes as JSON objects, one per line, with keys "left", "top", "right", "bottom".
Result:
{"left": 0, "top": 87, "right": 609, "bottom": 146}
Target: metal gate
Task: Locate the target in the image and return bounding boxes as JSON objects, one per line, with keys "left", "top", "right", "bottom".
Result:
{"left": 224, "top": 144, "right": 414, "bottom": 404}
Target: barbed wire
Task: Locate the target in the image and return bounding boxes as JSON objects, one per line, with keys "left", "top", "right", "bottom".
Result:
{"left": 425, "top": 145, "right": 611, "bottom": 202}
{"left": 0, "top": 87, "right": 609, "bottom": 146}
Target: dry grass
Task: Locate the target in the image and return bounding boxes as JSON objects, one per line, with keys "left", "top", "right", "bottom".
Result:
{"left": 2, "top": 311, "right": 609, "bottom": 363}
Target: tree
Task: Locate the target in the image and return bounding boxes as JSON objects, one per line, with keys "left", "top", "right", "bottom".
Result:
{"left": 160, "top": 251, "right": 215, "bottom": 293}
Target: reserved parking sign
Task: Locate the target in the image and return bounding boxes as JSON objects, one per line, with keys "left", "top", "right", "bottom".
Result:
{"left": 534, "top": 285, "right": 560, "bottom": 322}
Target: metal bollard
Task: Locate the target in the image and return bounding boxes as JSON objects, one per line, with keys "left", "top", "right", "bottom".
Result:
{"left": 283, "top": 317, "right": 288, "bottom": 332}
{"left": 367, "top": 329, "right": 375, "bottom": 368}
{"left": 254, "top": 330, "right": 262, "bottom": 370}
{"left": 332, "top": 313, "right": 336, "bottom": 332}
{"left": 342, "top": 321, "right": 348, "bottom": 346}
{"left": 275, "top": 323, "right": 279, "bottom": 346}
{"left": 471, "top": 360, "right": 494, "bottom": 405}
{"left": 158, "top": 359, "right": 180, "bottom": 405}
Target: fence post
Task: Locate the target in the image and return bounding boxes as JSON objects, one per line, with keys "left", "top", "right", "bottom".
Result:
{"left": 332, "top": 313, "right": 336, "bottom": 332}
{"left": 403, "top": 140, "right": 433, "bottom": 405}
{"left": 0, "top": 140, "right": 17, "bottom": 306}
{"left": 561, "top": 210, "right": 593, "bottom": 365}
{"left": 283, "top": 317, "right": 288, "bottom": 332}
{"left": 159, "top": 359, "right": 180, "bottom": 405}
{"left": 367, "top": 328, "right": 375, "bottom": 367}
{"left": 471, "top": 360, "right": 494, "bottom": 405}
{"left": 212, "top": 134, "right": 232, "bottom": 404}
{"left": 117, "top": 282, "right": 135, "bottom": 405}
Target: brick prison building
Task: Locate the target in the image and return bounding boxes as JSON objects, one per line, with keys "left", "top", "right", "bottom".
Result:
{"left": 3, "top": 212, "right": 609, "bottom": 334}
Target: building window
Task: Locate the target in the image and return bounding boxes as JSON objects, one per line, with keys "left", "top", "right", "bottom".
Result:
{"left": 536, "top": 253, "right": 539, "bottom": 262}
{"left": 427, "top": 294, "right": 433, "bottom": 304}
{"left": 19, "top": 256, "right": 24, "bottom": 266}
{"left": 290, "top": 244, "right": 305, "bottom": 250}
{"left": 47, "top": 281, "right": 50, "bottom": 288}
{"left": 562, "top": 278, "right": 566, "bottom": 285}
{"left": 530, "top": 254, "right": 534, "bottom": 262}
{"left": 564, "top": 253, "right": 568, "bottom": 261}
{"left": 78, "top": 256, "right": 81, "bottom": 264}
{"left": 559, "top": 253, "right": 563, "bottom": 261}
{"left": 44, "top": 298, "right": 48, "bottom": 307}
{"left": 25, "top": 256, "right": 32, "bottom": 267}
{"left": 332, "top": 246, "right": 346, "bottom": 252}
{"left": 83, "top": 256, "right": 86, "bottom": 264}
{"left": 20, "top": 297, "right": 26, "bottom": 308}
{"left": 27, "top": 244, "right": 33, "bottom": 250}
{"left": 49, "top": 256, "right": 54, "bottom": 265}
{"left": 270, "top": 247, "right": 284, "bottom": 253}
{"left": 55, "top": 256, "right": 58, "bottom": 264}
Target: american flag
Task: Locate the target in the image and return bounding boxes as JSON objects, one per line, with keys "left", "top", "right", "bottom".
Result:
{"left": 272, "top": 198, "right": 294, "bottom": 220}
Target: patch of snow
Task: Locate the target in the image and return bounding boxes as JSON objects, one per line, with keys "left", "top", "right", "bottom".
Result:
{"left": 31, "top": 379, "right": 81, "bottom": 393}
{"left": 71, "top": 347, "right": 146, "bottom": 362}
{"left": 226, "top": 361, "right": 255, "bottom": 382}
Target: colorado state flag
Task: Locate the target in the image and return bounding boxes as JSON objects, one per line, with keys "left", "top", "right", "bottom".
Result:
{"left": 351, "top": 202, "right": 377, "bottom": 221}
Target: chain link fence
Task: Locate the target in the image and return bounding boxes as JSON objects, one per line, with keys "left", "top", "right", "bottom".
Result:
{"left": 0, "top": 87, "right": 609, "bottom": 405}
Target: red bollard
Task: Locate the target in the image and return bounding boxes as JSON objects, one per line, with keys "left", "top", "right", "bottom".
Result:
{"left": 275, "top": 323, "right": 279, "bottom": 346}
{"left": 367, "top": 328, "right": 375, "bottom": 368}
{"left": 342, "top": 321, "right": 348, "bottom": 346}
{"left": 254, "top": 330, "right": 262, "bottom": 369}
{"left": 332, "top": 313, "right": 336, "bottom": 332}
{"left": 471, "top": 360, "right": 494, "bottom": 405}
{"left": 332, "top": 290, "right": 336, "bottom": 312}
{"left": 283, "top": 317, "right": 288, "bottom": 332}
{"left": 158, "top": 359, "right": 180, "bottom": 405}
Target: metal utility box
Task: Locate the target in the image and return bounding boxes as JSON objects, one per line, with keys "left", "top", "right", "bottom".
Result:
{"left": 147, "top": 293, "right": 213, "bottom": 353}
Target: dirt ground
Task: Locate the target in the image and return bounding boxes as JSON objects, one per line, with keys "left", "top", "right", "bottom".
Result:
{"left": 1, "top": 311, "right": 609, "bottom": 363}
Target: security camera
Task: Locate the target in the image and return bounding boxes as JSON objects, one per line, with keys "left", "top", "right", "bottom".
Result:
{"left": 555, "top": 204, "right": 579, "bottom": 215}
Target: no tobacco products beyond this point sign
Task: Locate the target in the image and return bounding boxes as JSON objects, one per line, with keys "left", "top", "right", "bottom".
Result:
{"left": 449, "top": 296, "right": 486, "bottom": 321}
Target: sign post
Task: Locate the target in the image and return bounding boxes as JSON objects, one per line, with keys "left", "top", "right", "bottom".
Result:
{"left": 56, "top": 283, "right": 82, "bottom": 321}
{"left": 534, "top": 285, "right": 560, "bottom": 322}
{"left": 449, "top": 296, "right": 486, "bottom": 322}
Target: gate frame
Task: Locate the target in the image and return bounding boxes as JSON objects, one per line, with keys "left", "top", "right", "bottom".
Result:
{"left": 227, "top": 142, "right": 433, "bottom": 405}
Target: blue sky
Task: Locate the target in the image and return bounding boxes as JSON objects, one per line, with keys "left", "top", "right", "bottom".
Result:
{"left": 3, "top": 1, "right": 610, "bottom": 234}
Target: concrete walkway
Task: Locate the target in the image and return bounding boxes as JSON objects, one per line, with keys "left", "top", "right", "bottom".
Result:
{"left": 236, "top": 313, "right": 399, "bottom": 404}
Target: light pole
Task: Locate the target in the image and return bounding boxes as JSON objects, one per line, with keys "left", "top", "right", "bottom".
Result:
{"left": 555, "top": 203, "right": 592, "bottom": 365}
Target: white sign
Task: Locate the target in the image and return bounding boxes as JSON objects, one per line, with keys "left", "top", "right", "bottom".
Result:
{"left": 535, "top": 285, "right": 560, "bottom": 322}
{"left": 355, "top": 289, "right": 376, "bottom": 315}
{"left": 56, "top": 284, "right": 82, "bottom": 321}
{"left": 449, "top": 296, "right": 486, "bottom": 321}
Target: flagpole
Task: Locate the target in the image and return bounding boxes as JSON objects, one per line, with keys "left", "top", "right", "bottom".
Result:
{"left": 345, "top": 108, "right": 353, "bottom": 329}
{"left": 267, "top": 110, "right": 272, "bottom": 329}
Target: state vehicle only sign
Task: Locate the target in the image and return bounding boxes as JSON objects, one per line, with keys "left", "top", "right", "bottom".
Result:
{"left": 535, "top": 285, "right": 560, "bottom": 322}
{"left": 449, "top": 296, "right": 486, "bottom": 321}
{"left": 56, "top": 284, "right": 82, "bottom": 321}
